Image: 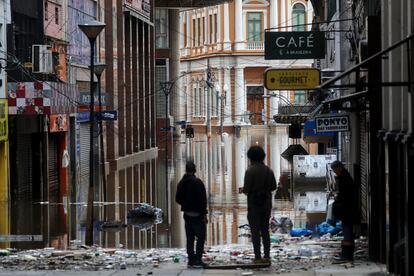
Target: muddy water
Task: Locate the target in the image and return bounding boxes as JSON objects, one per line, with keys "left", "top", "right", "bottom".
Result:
{"left": 2, "top": 128, "right": 292, "bottom": 251}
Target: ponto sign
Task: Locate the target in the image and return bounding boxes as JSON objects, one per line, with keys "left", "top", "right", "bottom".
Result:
{"left": 315, "top": 115, "right": 350, "bottom": 133}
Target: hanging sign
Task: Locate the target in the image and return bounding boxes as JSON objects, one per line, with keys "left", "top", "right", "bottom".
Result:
{"left": 264, "top": 68, "right": 320, "bottom": 90}
{"left": 315, "top": 114, "right": 350, "bottom": 132}
{"left": 265, "top": 31, "right": 326, "bottom": 60}
{"left": 49, "top": 114, "right": 68, "bottom": 132}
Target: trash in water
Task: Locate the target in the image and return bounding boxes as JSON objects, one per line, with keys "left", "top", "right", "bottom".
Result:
{"left": 127, "top": 203, "right": 163, "bottom": 230}
{"left": 270, "top": 216, "right": 293, "bottom": 234}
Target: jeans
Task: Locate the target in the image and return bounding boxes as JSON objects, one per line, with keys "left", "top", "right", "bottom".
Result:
{"left": 247, "top": 208, "right": 271, "bottom": 259}
{"left": 184, "top": 214, "right": 206, "bottom": 263}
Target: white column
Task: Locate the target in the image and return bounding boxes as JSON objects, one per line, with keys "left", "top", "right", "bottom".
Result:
{"left": 235, "top": 67, "right": 245, "bottom": 124}
{"left": 287, "top": 0, "right": 292, "bottom": 31}
{"left": 223, "top": 68, "right": 232, "bottom": 124}
{"left": 235, "top": 135, "right": 247, "bottom": 197}
{"left": 179, "top": 13, "right": 184, "bottom": 50}
{"left": 307, "top": 1, "right": 314, "bottom": 31}
{"left": 216, "top": 7, "right": 222, "bottom": 49}
{"left": 223, "top": 2, "right": 231, "bottom": 49}
{"left": 204, "top": 8, "right": 208, "bottom": 52}
{"left": 186, "top": 11, "right": 191, "bottom": 52}
{"left": 270, "top": 0, "right": 278, "bottom": 29}
{"left": 269, "top": 92, "right": 279, "bottom": 123}
{"left": 234, "top": 0, "right": 243, "bottom": 50}
{"left": 280, "top": 0, "right": 286, "bottom": 30}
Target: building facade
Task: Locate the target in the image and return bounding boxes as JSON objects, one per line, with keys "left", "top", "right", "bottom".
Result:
{"left": 176, "top": 0, "right": 314, "bottom": 133}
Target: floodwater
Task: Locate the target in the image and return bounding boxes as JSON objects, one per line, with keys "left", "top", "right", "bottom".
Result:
{"left": 1, "top": 127, "right": 296, "bottom": 251}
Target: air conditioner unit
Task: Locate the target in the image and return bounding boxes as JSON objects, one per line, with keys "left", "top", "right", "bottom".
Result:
{"left": 32, "top": 45, "right": 53, "bottom": 73}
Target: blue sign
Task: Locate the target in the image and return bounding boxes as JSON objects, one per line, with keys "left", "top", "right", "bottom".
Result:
{"left": 98, "top": 110, "right": 118, "bottom": 121}
{"left": 304, "top": 120, "right": 334, "bottom": 143}
{"left": 160, "top": 127, "right": 176, "bottom": 132}
{"left": 76, "top": 112, "right": 90, "bottom": 122}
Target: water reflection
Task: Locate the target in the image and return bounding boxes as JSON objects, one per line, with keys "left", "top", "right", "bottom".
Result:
{"left": 4, "top": 128, "right": 291, "bottom": 251}
{"left": 170, "top": 128, "right": 290, "bottom": 248}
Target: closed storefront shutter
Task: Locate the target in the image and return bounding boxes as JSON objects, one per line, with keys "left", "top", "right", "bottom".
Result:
{"left": 360, "top": 111, "right": 369, "bottom": 223}
{"left": 15, "top": 134, "right": 32, "bottom": 200}
{"left": 48, "top": 135, "right": 59, "bottom": 201}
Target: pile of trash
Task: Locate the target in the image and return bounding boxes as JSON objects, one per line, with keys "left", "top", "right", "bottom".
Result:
{"left": 0, "top": 236, "right": 369, "bottom": 272}
{"left": 127, "top": 203, "right": 163, "bottom": 230}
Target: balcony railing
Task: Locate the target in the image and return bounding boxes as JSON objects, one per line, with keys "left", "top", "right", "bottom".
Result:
{"left": 247, "top": 41, "right": 264, "bottom": 50}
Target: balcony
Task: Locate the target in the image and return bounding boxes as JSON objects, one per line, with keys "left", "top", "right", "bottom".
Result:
{"left": 247, "top": 41, "right": 264, "bottom": 50}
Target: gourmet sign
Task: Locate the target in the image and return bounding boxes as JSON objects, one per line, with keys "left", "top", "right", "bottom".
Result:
{"left": 265, "top": 31, "right": 325, "bottom": 60}
{"left": 316, "top": 114, "right": 350, "bottom": 133}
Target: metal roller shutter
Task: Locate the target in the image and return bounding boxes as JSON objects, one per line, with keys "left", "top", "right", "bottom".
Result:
{"left": 79, "top": 123, "right": 90, "bottom": 204}
{"left": 360, "top": 111, "right": 369, "bottom": 223}
{"left": 15, "top": 134, "right": 32, "bottom": 200}
{"left": 48, "top": 135, "right": 59, "bottom": 202}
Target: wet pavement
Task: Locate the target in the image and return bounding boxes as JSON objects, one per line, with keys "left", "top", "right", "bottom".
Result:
{"left": 0, "top": 128, "right": 387, "bottom": 275}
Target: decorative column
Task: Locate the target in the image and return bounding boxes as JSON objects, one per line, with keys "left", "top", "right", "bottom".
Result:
{"left": 234, "top": 0, "right": 243, "bottom": 50}
{"left": 223, "top": 68, "right": 232, "bottom": 124}
{"left": 270, "top": 0, "right": 278, "bottom": 29}
{"left": 204, "top": 8, "right": 208, "bottom": 52}
{"left": 186, "top": 11, "right": 191, "bottom": 54}
{"left": 223, "top": 2, "right": 231, "bottom": 50}
{"left": 216, "top": 6, "right": 222, "bottom": 50}
{"left": 235, "top": 67, "right": 245, "bottom": 124}
{"left": 280, "top": 0, "right": 286, "bottom": 30}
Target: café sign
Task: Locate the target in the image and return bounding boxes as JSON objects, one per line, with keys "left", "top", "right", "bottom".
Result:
{"left": 264, "top": 68, "right": 320, "bottom": 90}
{"left": 316, "top": 114, "right": 350, "bottom": 133}
{"left": 265, "top": 31, "right": 325, "bottom": 60}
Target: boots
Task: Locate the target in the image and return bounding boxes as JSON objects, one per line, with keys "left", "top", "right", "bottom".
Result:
{"left": 333, "top": 242, "right": 354, "bottom": 263}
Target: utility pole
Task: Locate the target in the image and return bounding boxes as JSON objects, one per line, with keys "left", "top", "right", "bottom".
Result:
{"left": 216, "top": 84, "right": 226, "bottom": 140}
{"left": 206, "top": 60, "right": 213, "bottom": 138}
{"left": 161, "top": 81, "right": 172, "bottom": 225}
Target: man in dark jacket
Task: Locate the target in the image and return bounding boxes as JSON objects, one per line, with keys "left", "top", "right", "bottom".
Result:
{"left": 175, "top": 161, "right": 208, "bottom": 268}
{"left": 242, "top": 146, "right": 276, "bottom": 264}
{"left": 331, "top": 160, "right": 358, "bottom": 262}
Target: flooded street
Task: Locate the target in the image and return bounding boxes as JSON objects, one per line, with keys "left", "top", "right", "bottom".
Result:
{"left": 3, "top": 128, "right": 294, "bottom": 251}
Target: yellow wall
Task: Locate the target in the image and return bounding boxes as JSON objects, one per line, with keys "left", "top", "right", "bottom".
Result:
{"left": 0, "top": 142, "right": 10, "bottom": 248}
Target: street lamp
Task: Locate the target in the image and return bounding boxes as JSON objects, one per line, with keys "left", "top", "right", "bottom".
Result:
{"left": 79, "top": 20, "right": 105, "bottom": 246}
{"left": 91, "top": 63, "right": 107, "bottom": 214}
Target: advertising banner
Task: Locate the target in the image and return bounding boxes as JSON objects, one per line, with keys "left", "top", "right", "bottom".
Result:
{"left": 49, "top": 114, "right": 68, "bottom": 132}
{"left": 265, "top": 31, "right": 325, "bottom": 60}
{"left": 0, "top": 99, "right": 7, "bottom": 141}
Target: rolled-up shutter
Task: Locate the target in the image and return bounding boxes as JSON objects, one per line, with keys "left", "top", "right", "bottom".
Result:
{"left": 360, "top": 111, "right": 369, "bottom": 223}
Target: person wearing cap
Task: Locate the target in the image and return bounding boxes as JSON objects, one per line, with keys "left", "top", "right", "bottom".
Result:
{"left": 175, "top": 161, "right": 208, "bottom": 268}
{"left": 331, "top": 160, "right": 358, "bottom": 263}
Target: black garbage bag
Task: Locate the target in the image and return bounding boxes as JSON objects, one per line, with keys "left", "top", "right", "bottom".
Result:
{"left": 127, "top": 203, "right": 163, "bottom": 230}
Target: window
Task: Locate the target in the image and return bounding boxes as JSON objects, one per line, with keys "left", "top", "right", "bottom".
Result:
{"left": 327, "top": 0, "right": 336, "bottom": 21}
{"left": 156, "top": 59, "right": 168, "bottom": 118}
{"left": 247, "top": 13, "right": 262, "bottom": 42}
{"left": 209, "top": 14, "right": 213, "bottom": 43}
{"left": 294, "top": 91, "right": 307, "bottom": 104}
{"left": 183, "top": 23, "right": 187, "bottom": 47}
{"left": 199, "top": 86, "right": 203, "bottom": 116}
{"left": 192, "top": 19, "right": 196, "bottom": 47}
{"left": 194, "top": 87, "right": 198, "bottom": 116}
{"left": 45, "top": 1, "right": 48, "bottom": 21}
{"left": 214, "top": 14, "right": 217, "bottom": 42}
{"left": 55, "top": 7, "right": 59, "bottom": 25}
{"left": 197, "top": 18, "right": 201, "bottom": 45}
{"left": 202, "top": 17, "right": 205, "bottom": 44}
{"left": 292, "top": 3, "right": 306, "bottom": 31}
{"left": 155, "top": 8, "right": 168, "bottom": 48}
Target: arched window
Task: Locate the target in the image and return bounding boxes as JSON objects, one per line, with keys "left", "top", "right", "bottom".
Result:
{"left": 292, "top": 3, "right": 306, "bottom": 31}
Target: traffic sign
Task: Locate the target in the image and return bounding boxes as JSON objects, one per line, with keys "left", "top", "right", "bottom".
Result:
{"left": 264, "top": 68, "right": 320, "bottom": 90}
